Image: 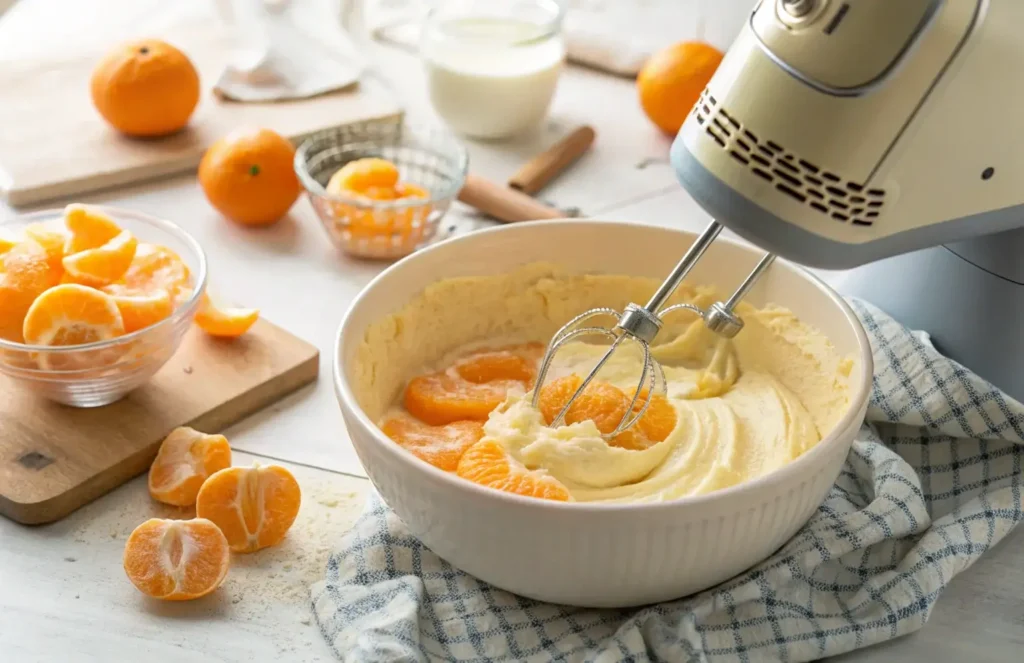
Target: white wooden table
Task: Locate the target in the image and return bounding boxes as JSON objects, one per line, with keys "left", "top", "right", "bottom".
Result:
{"left": 1, "top": 1, "right": 1021, "bottom": 661}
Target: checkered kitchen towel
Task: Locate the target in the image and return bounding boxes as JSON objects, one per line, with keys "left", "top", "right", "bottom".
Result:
{"left": 311, "top": 298, "right": 1024, "bottom": 662}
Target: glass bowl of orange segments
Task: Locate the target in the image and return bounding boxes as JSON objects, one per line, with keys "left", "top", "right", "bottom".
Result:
{"left": 0, "top": 206, "right": 207, "bottom": 408}
{"left": 294, "top": 120, "right": 469, "bottom": 260}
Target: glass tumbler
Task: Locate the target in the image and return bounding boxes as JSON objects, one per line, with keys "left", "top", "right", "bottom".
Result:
{"left": 420, "top": 0, "right": 566, "bottom": 140}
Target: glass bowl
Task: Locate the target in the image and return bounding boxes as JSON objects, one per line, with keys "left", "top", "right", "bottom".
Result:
{"left": 0, "top": 206, "right": 208, "bottom": 408}
{"left": 294, "top": 120, "right": 469, "bottom": 260}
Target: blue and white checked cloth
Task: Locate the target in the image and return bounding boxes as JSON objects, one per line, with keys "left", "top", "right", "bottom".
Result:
{"left": 311, "top": 298, "right": 1024, "bottom": 662}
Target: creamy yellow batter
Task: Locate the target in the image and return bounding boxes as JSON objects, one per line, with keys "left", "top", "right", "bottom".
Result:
{"left": 353, "top": 263, "right": 855, "bottom": 503}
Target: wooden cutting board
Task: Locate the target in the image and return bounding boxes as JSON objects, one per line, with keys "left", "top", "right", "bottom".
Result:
{"left": 0, "top": 17, "right": 402, "bottom": 207}
{"left": 0, "top": 318, "right": 319, "bottom": 525}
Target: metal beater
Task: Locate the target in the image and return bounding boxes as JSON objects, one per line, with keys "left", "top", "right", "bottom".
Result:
{"left": 530, "top": 221, "right": 776, "bottom": 438}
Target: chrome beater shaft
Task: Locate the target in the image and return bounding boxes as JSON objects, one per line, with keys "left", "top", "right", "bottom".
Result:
{"left": 531, "top": 221, "right": 777, "bottom": 438}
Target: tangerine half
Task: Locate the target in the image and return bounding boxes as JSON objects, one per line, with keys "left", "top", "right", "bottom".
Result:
{"left": 123, "top": 518, "right": 230, "bottom": 600}
{"left": 148, "top": 426, "right": 232, "bottom": 506}
{"left": 196, "top": 463, "right": 301, "bottom": 553}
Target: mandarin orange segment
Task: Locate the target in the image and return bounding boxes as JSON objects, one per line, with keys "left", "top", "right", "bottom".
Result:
{"left": 103, "top": 284, "right": 174, "bottom": 333}
{"left": 362, "top": 186, "right": 398, "bottom": 201}
{"left": 195, "top": 463, "right": 301, "bottom": 553}
{"left": 63, "top": 229, "right": 138, "bottom": 287}
{"left": 23, "top": 225, "right": 68, "bottom": 275}
{"left": 123, "top": 518, "right": 230, "bottom": 601}
{"left": 193, "top": 291, "right": 259, "bottom": 338}
{"left": 123, "top": 242, "right": 192, "bottom": 304}
{"left": 327, "top": 158, "right": 400, "bottom": 194}
{"left": 0, "top": 241, "right": 64, "bottom": 342}
{"left": 403, "top": 343, "right": 543, "bottom": 425}
{"left": 404, "top": 372, "right": 508, "bottom": 425}
{"left": 454, "top": 349, "right": 536, "bottom": 384}
{"left": 380, "top": 414, "right": 484, "bottom": 472}
{"left": 395, "top": 182, "right": 429, "bottom": 199}
{"left": 22, "top": 283, "right": 125, "bottom": 346}
{"left": 148, "top": 426, "right": 232, "bottom": 506}
{"left": 634, "top": 389, "right": 677, "bottom": 442}
{"left": 457, "top": 439, "right": 571, "bottom": 501}
{"left": 0, "top": 228, "right": 20, "bottom": 255}
{"left": 537, "top": 375, "right": 677, "bottom": 451}
{"left": 63, "top": 204, "right": 123, "bottom": 254}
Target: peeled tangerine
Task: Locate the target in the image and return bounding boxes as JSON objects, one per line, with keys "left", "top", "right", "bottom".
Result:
{"left": 193, "top": 291, "right": 259, "bottom": 338}
{"left": 123, "top": 518, "right": 230, "bottom": 601}
{"left": 148, "top": 427, "right": 232, "bottom": 506}
{"left": 196, "top": 463, "right": 301, "bottom": 553}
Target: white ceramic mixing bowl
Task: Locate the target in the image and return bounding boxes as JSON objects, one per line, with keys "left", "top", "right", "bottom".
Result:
{"left": 334, "top": 219, "right": 873, "bottom": 608}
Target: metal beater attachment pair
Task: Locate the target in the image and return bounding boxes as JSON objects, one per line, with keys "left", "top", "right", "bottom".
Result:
{"left": 530, "top": 221, "right": 776, "bottom": 439}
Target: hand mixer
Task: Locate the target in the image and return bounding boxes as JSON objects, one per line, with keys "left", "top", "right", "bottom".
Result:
{"left": 532, "top": 221, "right": 776, "bottom": 436}
{"left": 538, "top": 0, "right": 1024, "bottom": 426}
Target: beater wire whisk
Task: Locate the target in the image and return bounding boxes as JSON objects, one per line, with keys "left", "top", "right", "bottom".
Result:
{"left": 531, "top": 221, "right": 777, "bottom": 438}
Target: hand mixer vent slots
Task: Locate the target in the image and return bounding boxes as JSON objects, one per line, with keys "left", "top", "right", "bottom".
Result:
{"left": 692, "top": 88, "right": 885, "bottom": 227}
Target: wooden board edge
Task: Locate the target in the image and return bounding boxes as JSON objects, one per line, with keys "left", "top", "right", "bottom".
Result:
{"left": 0, "top": 349, "right": 320, "bottom": 526}
{"left": 1, "top": 109, "right": 405, "bottom": 209}
{"left": 186, "top": 348, "right": 320, "bottom": 434}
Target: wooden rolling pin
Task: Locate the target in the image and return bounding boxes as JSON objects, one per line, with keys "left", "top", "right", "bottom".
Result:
{"left": 457, "top": 174, "right": 565, "bottom": 223}
{"left": 508, "top": 125, "right": 596, "bottom": 195}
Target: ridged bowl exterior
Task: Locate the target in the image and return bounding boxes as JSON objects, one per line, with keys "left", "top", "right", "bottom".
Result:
{"left": 334, "top": 220, "right": 873, "bottom": 608}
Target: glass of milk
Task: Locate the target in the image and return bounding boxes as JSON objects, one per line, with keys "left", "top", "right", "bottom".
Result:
{"left": 420, "top": 0, "right": 566, "bottom": 140}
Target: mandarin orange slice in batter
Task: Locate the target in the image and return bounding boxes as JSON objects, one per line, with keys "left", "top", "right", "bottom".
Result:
{"left": 403, "top": 343, "right": 544, "bottom": 425}
{"left": 457, "top": 439, "right": 570, "bottom": 501}
{"left": 537, "top": 375, "right": 676, "bottom": 451}
{"left": 380, "top": 414, "right": 484, "bottom": 471}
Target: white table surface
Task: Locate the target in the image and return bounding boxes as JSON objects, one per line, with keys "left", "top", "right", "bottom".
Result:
{"left": 1, "top": 1, "right": 1021, "bottom": 661}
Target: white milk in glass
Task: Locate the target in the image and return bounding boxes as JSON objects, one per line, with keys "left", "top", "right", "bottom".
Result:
{"left": 421, "top": 9, "right": 565, "bottom": 140}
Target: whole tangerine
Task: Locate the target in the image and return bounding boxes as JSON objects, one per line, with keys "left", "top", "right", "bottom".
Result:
{"left": 198, "top": 127, "right": 302, "bottom": 227}
{"left": 90, "top": 39, "right": 200, "bottom": 137}
{"left": 637, "top": 41, "right": 724, "bottom": 136}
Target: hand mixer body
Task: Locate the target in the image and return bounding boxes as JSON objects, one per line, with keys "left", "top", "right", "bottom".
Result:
{"left": 671, "top": 0, "right": 1020, "bottom": 270}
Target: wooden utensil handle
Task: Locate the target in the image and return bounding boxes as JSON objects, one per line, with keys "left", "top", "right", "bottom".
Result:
{"left": 457, "top": 174, "right": 564, "bottom": 223}
{"left": 508, "top": 125, "right": 596, "bottom": 195}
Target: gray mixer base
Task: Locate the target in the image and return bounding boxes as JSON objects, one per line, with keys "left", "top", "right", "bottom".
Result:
{"left": 836, "top": 244, "right": 1024, "bottom": 404}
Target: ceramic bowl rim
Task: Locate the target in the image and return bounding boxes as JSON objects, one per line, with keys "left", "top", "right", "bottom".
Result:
{"left": 334, "top": 218, "right": 874, "bottom": 513}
